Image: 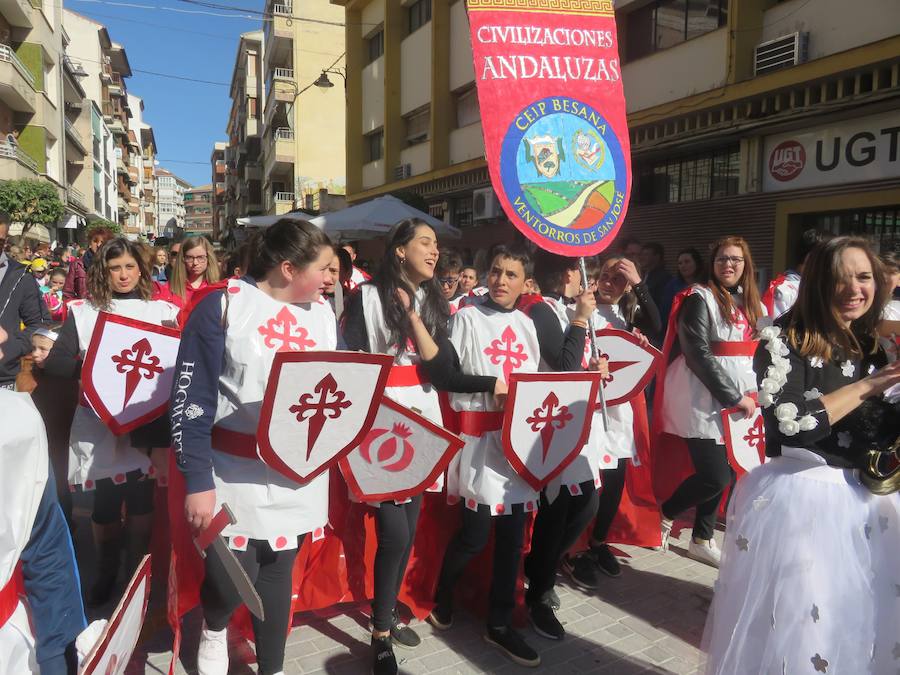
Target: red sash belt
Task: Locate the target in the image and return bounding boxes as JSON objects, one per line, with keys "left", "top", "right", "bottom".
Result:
{"left": 711, "top": 341, "right": 758, "bottom": 357}
{"left": 456, "top": 411, "right": 504, "bottom": 436}
{"left": 211, "top": 425, "right": 258, "bottom": 460}
{"left": 0, "top": 564, "right": 24, "bottom": 628}
{"left": 386, "top": 364, "right": 429, "bottom": 388}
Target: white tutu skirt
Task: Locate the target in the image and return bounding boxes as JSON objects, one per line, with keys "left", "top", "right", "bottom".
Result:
{"left": 702, "top": 447, "right": 900, "bottom": 675}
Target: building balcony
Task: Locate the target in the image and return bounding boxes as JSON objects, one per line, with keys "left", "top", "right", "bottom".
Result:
{"left": 264, "top": 3, "right": 293, "bottom": 69}
{"left": 0, "top": 0, "right": 33, "bottom": 27}
{"left": 0, "top": 44, "right": 37, "bottom": 113}
{"left": 274, "top": 192, "right": 295, "bottom": 214}
{"left": 64, "top": 118, "right": 88, "bottom": 155}
{"left": 0, "top": 141, "right": 39, "bottom": 180}
{"left": 263, "top": 79, "right": 295, "bottom": 128}
{"left": 67, "top": 185, "right": 87, "bottom": 210}
{"left": 263, "top": 127, "right": 295, "bottom": 178}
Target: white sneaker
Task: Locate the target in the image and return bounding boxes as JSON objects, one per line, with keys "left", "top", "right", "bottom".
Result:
{"left": 659, "top": 517, "right": 674, "bottom": 551}
{"left": 197, "top": 621, "right": 229, "bottom": 675}
{"left": 687, "top": 538, "right": 721, "bottom": 568}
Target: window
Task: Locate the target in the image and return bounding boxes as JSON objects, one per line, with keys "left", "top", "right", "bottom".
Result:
{"left": 364, "top": 129, "right": 383, "bottom": 163}
{"left": 454, "top": 86, "right": 480, "bottom": 128}
{"left": 407, "top": 0, "right": 431, "bottom": 34}
{"left": 624, "top": 0, "right": 728, "bottom": 62}
{"left": 366, "top": 29, "right": 384, "bottom": 65}
{"left": 248, "top": 97, "right": 258, "bottom": 119}
{"left": 453, "top": 195, "right": 473, "bottom": 228}
{"left": 404, "top": 107, "right": 430, "bottom": 146}
{"left": 633, "top": 145, "right": 739, "bottom": 205}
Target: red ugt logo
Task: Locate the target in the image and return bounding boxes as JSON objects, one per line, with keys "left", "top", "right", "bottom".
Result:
{"left": 484, "top": 325, "right": 528, "bottom": 383}
{"left": 258, "top": 306, "right": 316, "bottom": 352}
{"left": 111, "top": 337, "right": 163, "bottom": 407}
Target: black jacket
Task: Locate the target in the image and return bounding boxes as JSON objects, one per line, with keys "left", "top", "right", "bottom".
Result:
{"left": 0, "top": 258, "right": 49, "bottom": 384}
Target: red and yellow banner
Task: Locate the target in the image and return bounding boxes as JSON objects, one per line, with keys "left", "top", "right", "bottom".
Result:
{"left": 467, "top": 0, "right": 631, "bottom": 256}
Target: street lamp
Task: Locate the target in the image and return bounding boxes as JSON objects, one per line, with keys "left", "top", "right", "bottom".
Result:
{"left": 314, "top": 68, "right": 346, "bottom": 90}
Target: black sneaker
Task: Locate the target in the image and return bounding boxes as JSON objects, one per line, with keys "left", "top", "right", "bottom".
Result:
{"left": 427, "top": 603, "right": 453, "bottom": 631}
{"left": 561, "top": 552, "right": 601, "bottom": 590}
{"left": 484, "top": 625, "right": 541, "bottom": 667}
{"left": 390, "top": 608, "right": 421, "bottom": 649}
{"left": 529, "top": 601, "right": 565, "bottom": 640}
{"left": 591, "top": 544, "right": 622, "bottom": 578}
{"left": 371, "top": 635, "right": 397, "bottom": 675}
{"left": 543, "top": 588, "right": 560, "bottom": 611}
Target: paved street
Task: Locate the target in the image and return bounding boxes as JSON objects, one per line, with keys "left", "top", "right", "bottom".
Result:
{"left": 122, "top": 524, "right": 718, "bottom": 675}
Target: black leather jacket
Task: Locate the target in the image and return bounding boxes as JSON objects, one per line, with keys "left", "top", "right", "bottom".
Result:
{"left": 668, "top": 293, "right": 743, "bottom": 408}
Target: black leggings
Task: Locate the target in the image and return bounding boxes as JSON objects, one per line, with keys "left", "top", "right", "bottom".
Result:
{"left": 525, "top": 480, "right": 598, "bottom": 604}
{"left": 91, "top": 471, "right": 155, "bottom": 525}
{"left": 591, "top": 460, "right": 628, "bottom": 544}
{"left": 661, "top": 438, "right": 734, "bottom": 541}
{"left": 372, "top": 496, "right": 421, "bottom": 632}
{"left": 201, "top": 535, "right": 304, "bottom": 675}
{"left": 435, "top": 504, "right": 527, "bottom": 627}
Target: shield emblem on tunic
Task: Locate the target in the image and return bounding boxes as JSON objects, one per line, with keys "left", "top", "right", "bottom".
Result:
{"left": 721, "top": 395, "right": 767, "bottom": 477}
{"left": 502, "top": 372, "right": 601, "bottom": 491}
{"left": 79, "top": 555, "right": 151, "bottom": 674}
{"left": 339, "top": 396, "right": 464, "bottom": 502}
{"left": 82, "top": 313, "right": 181, "bottom": 436}
{"left": 257, "top": 351, "right": 393, "bottom": 484}
{"left": 590, "top": 328, "right": 661, "bottom": 406}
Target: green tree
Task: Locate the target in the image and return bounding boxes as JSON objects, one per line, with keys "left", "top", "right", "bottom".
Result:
{"left": 86, "top": 218, "right": 121, "bottom": 237}
{"left": 0, "top": 179, "right": 64, "bottom": 239}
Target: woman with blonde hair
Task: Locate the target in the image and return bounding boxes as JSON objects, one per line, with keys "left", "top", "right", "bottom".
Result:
{"left": 165, "top": 235, "right": 220, "bottom": 309}
{"left": 655, "top": 236, "right": 765, "bottom": 567}
{"left": 702, "top": 236, "right": 900, "bottom": 673}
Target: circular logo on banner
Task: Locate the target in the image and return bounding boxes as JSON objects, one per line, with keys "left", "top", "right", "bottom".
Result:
{"left": 500, "top": 96, "right": 628, "bottom": 253}
{"left": 768, "top": 140, "right": 806, "bottom": 182}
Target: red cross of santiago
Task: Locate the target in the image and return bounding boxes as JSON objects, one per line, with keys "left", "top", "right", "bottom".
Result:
{"left": 484, "top": 325, "right": 528, "bottom": 383}
{"left": 111, "top": 337, "right": 163, "bottom": 408}
{"left": 290, "top": 373, "right": 351, "bottom": 460}
{"left": 258, "top": 306, "right": 316, "bottom": 352}
{"left": 526, "top": 391, "right": 573, "bottom": 462}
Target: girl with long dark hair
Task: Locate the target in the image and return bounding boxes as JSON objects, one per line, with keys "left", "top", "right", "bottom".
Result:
{"left": 655, "top": 236, "right": 764, "bottom": 567}
{"left": 172, "top": 219, "right": 336, "bottom": 675}
{"left": 43, "top": 238, "right": 180, "bottom": 605}
{"left": 702, "top": 236, "right": 900, "bottom": 673}
{"left": 341, "top": 218, "right": 448, "bottom": 675}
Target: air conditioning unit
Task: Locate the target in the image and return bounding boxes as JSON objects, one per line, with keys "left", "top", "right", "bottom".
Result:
{"left": 473, "top": 188, "right": 502, "bottom": 221}
{"left": 754, "top": 32, "right": 808, "bottom": 76}
{"left": 393, "top": 163, "right": 412, "bottom": 180}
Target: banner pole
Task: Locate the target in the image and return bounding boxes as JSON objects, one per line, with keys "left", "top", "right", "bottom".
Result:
{"left": 579, "top": 256, "right": 609, "bottom": 431}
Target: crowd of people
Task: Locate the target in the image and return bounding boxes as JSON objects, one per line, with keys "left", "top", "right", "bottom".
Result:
{"left": 0, "top": 205, "right": 898, "bottom": 675}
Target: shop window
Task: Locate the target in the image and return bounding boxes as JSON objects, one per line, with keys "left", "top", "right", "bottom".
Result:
{"left": 407, "top": 0, "right": 432, "bottom": 35}
{"left": 366, "top": 28, "right": 384, "bottom": 65}
{"left": 404, "top": 107, "right": 430, "bottom": 146}
{"left": 800, "top": 207, "right": 900, "bottom": 254}
{"left": 624, "top": 0, "right": 728, "bottom": 62}
{"left": 365, "top": 129, "right": 383, "bottom": 162}
{"left": 454, "top": 86, "right": 480, "bottom": 128}
{"left": 634, "top": 145, "right": 739, "bottom": 205}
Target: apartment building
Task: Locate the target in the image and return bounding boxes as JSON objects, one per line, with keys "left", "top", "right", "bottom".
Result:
{"left": 63, "top": 10, "right": 117, "bottom": 223}
{"left": 260, "top": 0, "right": 346, "bottom": 215}
{"left": 224, "top": 30, "right": 264, "bottom": 238}
{"left": 61, "top": 28, "right": 92, "bottom": 233}
{"left": 336, "top": 0, "right": 900, "bottom": 272}
{"left": 155, "top": 166, "right": 190, "bottom": 233}
{"left": 210, "top": 141, "right": 226, "bottom": 240}
{"left": 184, "top": 183, "right": 214, "bottom": 235}
{"left": 126, "top": 94, "right": 159, "bottom": 236}
{"left": 0, "top": 0, "right": 67, "bottom": 240}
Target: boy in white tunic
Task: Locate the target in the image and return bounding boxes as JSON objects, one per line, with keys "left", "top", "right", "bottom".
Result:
{"left": 409, "top": 245, "right": 544, "bottom": 667}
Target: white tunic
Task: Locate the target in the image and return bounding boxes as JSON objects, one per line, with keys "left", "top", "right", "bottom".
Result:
{"left": 0, "top": 393, "right": 48, "bottom": 672}
{"left": 211, "top": 278, "right": 336, "bottom": 550}
{"left": 446, "top": 296, "right": 540, "bottom": 514}
{"left": 68, "top": 298, "right": 180, "bottom": 488}
{"left": 538, "top": 296, "right": 603, "bottom": 501}
{"left": 661, "top": 285, "right": 759, "bottom": 442}
{"left": 360, "top": 284, "right": 444, "bottom": 498}
{"left": 769, "top": 272, "right": 800, "bottom": 320}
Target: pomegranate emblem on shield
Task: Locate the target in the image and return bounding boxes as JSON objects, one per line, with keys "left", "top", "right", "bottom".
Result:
{"left": 359, "top": 422, "right": 416, "bottom": 473}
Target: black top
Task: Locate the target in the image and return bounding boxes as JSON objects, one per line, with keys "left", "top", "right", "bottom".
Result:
{"left": 754, "top": 324, "right": 899, "bottom": 469}
{"left": 0, "top": 256, "right": 49, "bottom": 384}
